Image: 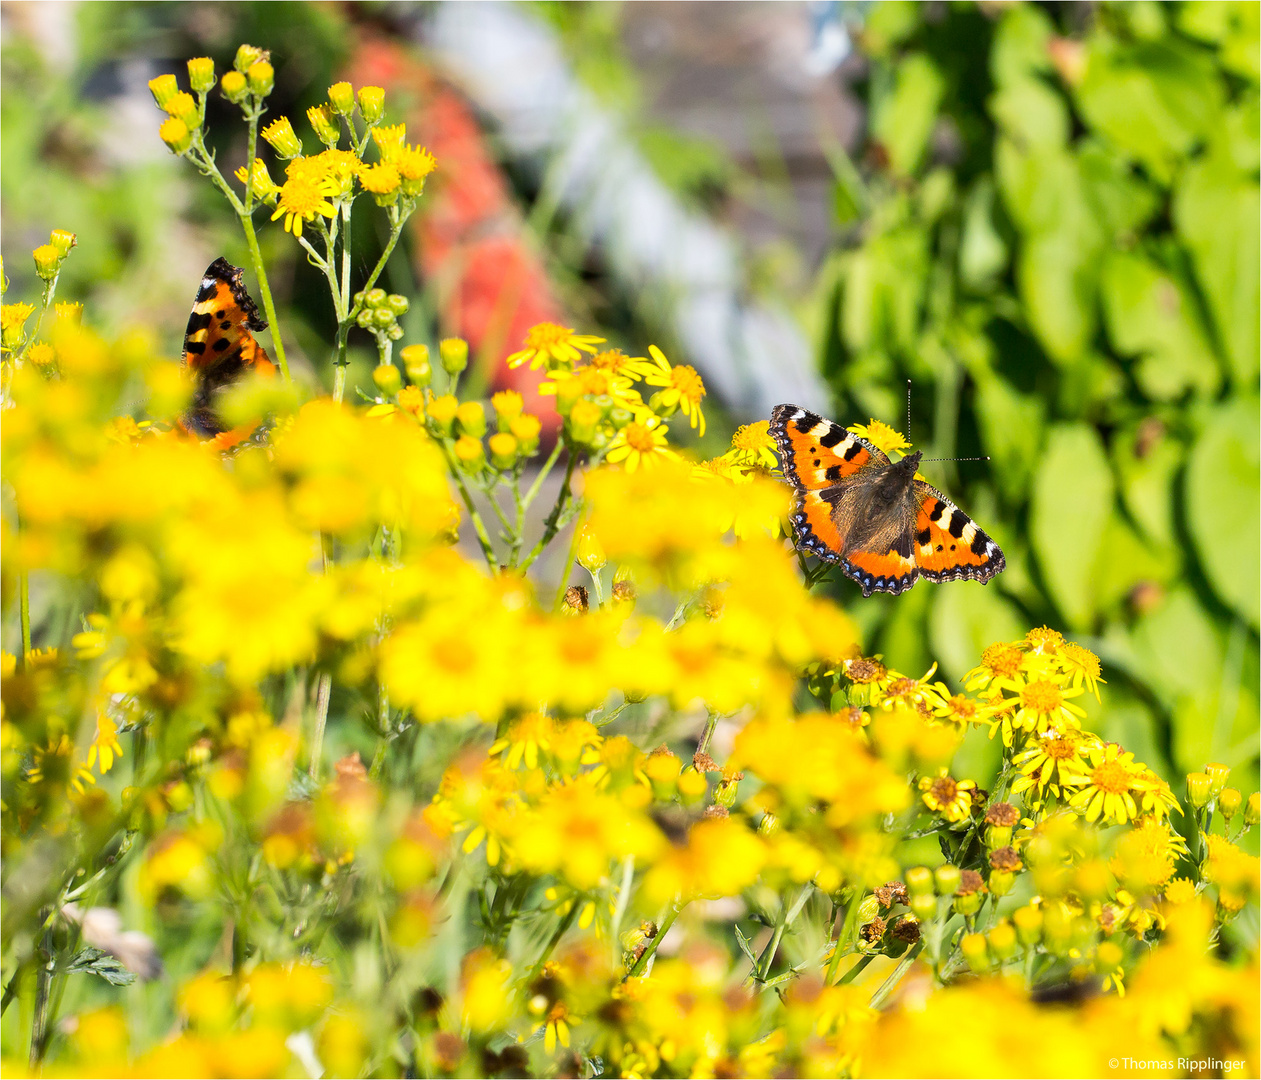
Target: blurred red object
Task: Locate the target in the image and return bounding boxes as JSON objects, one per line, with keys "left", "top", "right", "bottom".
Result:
{"left": 345, "top": 36, "right": 564, "bottom": 432}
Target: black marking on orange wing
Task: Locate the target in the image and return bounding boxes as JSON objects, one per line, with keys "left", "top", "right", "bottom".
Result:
{"left": 913, "top": 481, "right": 1005, "bottom": 584}
{"left": 180, "top": 257, "right": 275, "bottom": 440}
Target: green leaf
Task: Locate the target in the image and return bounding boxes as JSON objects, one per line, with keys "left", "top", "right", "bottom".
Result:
{"left": 1090, "top": 512, "right": 1179, "bottom": 617}
{"left": 989, "top": 77, "right": 1069, "bottom": 150}
{"left": 959, "top": 178, "right": 1008, "bottom": 291}
{"left": 63, "top": 946, "right": 137, "bottom": 987}
{"left": 1114, "top": 425, "right": 1184, "bottom": 550}
{"left": 1128, "top": 586, "right": 1222, "bottom": 700}
{"left": 733, "top": 924, "right": 759, "bottom": 970}
{"left": 1031, "top": 424, "right": 1114, "bottom": 629}
{"left": 1185, "top": 399, "right": 1261, "bottom": 629}
{"left": 929, "top": 582, "right": 1026, "bottom": 684}
{"left": 990, "top": 4, "right": 1055, "bottom": 86}
{"left": 973, "top": 374, "right": 1044, "bottom": 501}
{"left": 1174, "top": 154, "right": 1261, "bottom": 387}
{"left": 1074, "top": 39, "right": 1224, "bottom": 184}
{"left": 1178, "top": 1, "right": 1261, "bottom": 81}
{"left": 1100, "top": 250, "right": 1221, "bottom": 400}
{"left": 1077, "top": 140, "right": 1162, "bottom": 241}
{"left": 1018, "top": 231, "right": 1099, "bottom": 365}
{"left": 872, "top": 53, "right": 944, "bottom": 177}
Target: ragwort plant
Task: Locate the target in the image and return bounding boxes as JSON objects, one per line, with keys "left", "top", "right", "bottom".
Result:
{"left": 0, "top": 46, "right": 1257, "bottom": 1080}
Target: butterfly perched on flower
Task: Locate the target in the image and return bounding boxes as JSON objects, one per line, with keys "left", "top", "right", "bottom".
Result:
{"left": 180, "top": 257, "right": 275, "bottom": 445}
{"left": 770, "top": 404, "right": 1005, "bottom": 596}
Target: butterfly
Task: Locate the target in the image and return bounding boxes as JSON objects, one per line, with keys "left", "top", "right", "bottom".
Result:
{"left": 180, "top": 257, "right": 275, "bottom": 445}
{"left": 769, "top": 404, "right": 1005, "bottom": 596}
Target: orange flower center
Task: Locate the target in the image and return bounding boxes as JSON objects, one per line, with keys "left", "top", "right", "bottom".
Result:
{"left": 981, "top": 644, "right": 1024, "bottom": 678}
{"left": 432, "top": 636, "right": 475, "bottom": 673}
{"left": 624, "top": 423, "right": 657, "bottom": 453}
{"left": 1042, "top": 736, "right": 1076, "bottom": 761}
{"left": 669, "top": 364, "right": 705, "bottom": 403}
{"left": 1021, "top": 680, "right": 1063, "bottom": 713}
{"left": 930, "top": 777, "right": 958, "bottom": 804}
{"left": 589, "top": 349, "right": 626, "bottom": 371}
{"left": 1091, "top": 759, "right": 1131, "bottom": 794}
{"left": 525, "top": 322, "right": 573, "bottom": 349}
{"left": 948, "top": 694, "right": 977, "bottom": 719}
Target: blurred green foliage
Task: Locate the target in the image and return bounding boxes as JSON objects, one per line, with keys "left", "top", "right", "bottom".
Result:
{"left": 817, "top": 1, "right": 1259, "bottom": 783}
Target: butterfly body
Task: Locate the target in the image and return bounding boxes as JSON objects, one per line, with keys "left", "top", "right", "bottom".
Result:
{"left": 181, "top": 257, "right": 275, "bottom": 442}
{"left": 770, "top": 404, "right": 1005, "bottom": 596}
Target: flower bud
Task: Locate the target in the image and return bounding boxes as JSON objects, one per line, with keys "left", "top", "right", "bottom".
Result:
{"left": 1245, "top": 792, "right": 1260, "bottom": 826}
{"left": 234, "top": 160, "right": 279, "bottom": 204}
{"left": 987, "top": 921, "right": 1018, "bottom": 962}
{"left": 307, "top": 104, "right": 339, "bottom": 147}
{"left": 148, "top": 73, "right": 180, "bottom": 110}
{"left": 908, "top": 892, "right": 936, "bottom": 920}
{"left": 32, "top": 245, "right": 60, "bottom": 281}
{"left": 553, "top": 377, "right": 583, "bottom": 417}
{"left": 327, "top": 82, "right": 355, "bottom": 115}
{"left": 1095, "top": 940, "right": 1123, "bottom": 975}
{"left": 358, "top": 86, "right": 386, "bottom": 124}
{"left": 439, "top": 337, "right": 469, "bottom": 375}
{"left": 164, "top": 92, "right": 199, "bottom": 128}
{"left": 987, "top": 825, "right": 1013, "bottom": 850}
{"left": 220, "top": 70, "right": 248, "bottom": 103}
{"left": 1218, "top": 787, "right": 1242, "bottom": 820}
{"left": 387, "top": 324, "right": 404, "bottom": 342}
{"left": 247, "top": 60, "right": 274, "bottom": 97}
{"left": 426, "top": 394, "right": 458, "bottom": 436}
{"left": 261, "top": 117, "right": 303, "bottom": 159}
{"left": 509, "top": 414, "right": 541, "bottom": 455}
{"left": 234, "top": 45, "right": 267, "bottom": 73}
{"left": 960, "top": 933, "right": 988, "bottom": 973}
{"left": 372, "top": 364, "right": 401, "bottom": 396}
{"left": 933, "top": 864, "right": 961, "bottom": 896}
{"left": 1187, "top": 772, "right": 1212, "bottom": 809}
{"left": 988, "top": 870, "right": 1016, "bottom": 897}
{"left": 187, "top": 57, "right": 216, "bottom": 95}
{"left": 1205, "top": 762, "right": 1230, "bottom": 797}
{"left": 953, "top": 890, "right": 982, "bottom": 917}
{"left": 55, "top": 302, "right": 83, "bottom": 324}
{"left": 159, "top": 117, "right": 192, "bottom": 154}
{"left": 454, "top": 435, "right": 484, "bottom": 471}
{"left": 904, "top": 866, "right": 933, "bottom": 898}
{"left": 1013, "top": 904, "right": 1043, "bottom": 947}
{"left": 385, "top": 294, "right": 410, "bottom": 317}
{"left": 400, "top": 344, "right": 431, "bottom": 387}
{"left": 492, "top": 390, "right": 524, "bottom": 427}
{"left": 488, "top": 432, "right": 519, "bottom": 470}
{"left": 370, "top": 308, "right": 395, "bottom": 331}
{"left": 856, "top": 895, "right": 880, "bottom": 925}
{"left": 49, "top": 230, "right": 77, "bottom": 257}
{"left": 569, "top": 400, "right": 601, "bottom": 445}
{"left": 363, "top": 288, "right": 388, "bottom": 309}
{"left": 456, "top": 401, "right": 486, "bottom": 438}
{"left": 1041, "top": 904, "right": 1074, "bottom": 955}
{"left": 576, "top": 526, "right": 605, "bottom": 572}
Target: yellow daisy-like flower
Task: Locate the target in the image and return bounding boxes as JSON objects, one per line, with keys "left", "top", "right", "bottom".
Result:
{"left": 540, "top": 364, "right": 641, "bottom": 410}
{"left": 489, "top": 713, "right": 556, "bottom": 771}
{"left": 848, "top": 419, "right": 910, "bottom": 456}
{"left": 1058, "top": 641, "right": 1104, "bottom": 700}
{"left": 313, "top": 148, "right": 362, "bottom": 196}
{"left": 1011, "top": 729, "right": 1090, "bottom": 800}
{"left": 371, "top": 123, "right": 407, "bottom": 152}
{"left": 87, "top": 713, "right": 124, "bottom": 775}
{"left": 234, "top": 159, "right": 279, "bottom": 203}
{"left": 507, "top": 322, "right": 604, "bottom": 371}
{"left": 28, "top": 734, "right": 95, "bottom": 794}
{"left": 727, "top": 420, "right": 779, "bottom": 470}
{"left": 605, "top": 417, "right": 676, "bottom": 472}
{"left": 918, "top": 771, "right": 977, "bottom": 823}
{"left": 394, "top": 145, "right": 437, "bottom": 193}
{"left": 964, "top": 640, "right": 1028, "bottom": 693}
{"left": 997, "top": 678, "right": 1088, "bottom": 740}
{"left": 1064, "top": 742, "right": 1148, "bottom": 824}
{"left": 587, "top": 348, "right": 640, "bottom": 380}
{"left": 270, "top": 175, "right": 337, "bottom": 237}
{"left": 635, "top": 345, "right": 707, "bottom": 436}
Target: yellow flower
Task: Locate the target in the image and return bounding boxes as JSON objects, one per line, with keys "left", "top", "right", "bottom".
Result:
{"left": 371, "top": 123, "right": 407, "bottom": 152}
{"left": 848, "top": 419, "right": 910, "bottom": 456}
{"left": 724, "top": 420, "right": 778, "bottom": 470}
{"left": 87, "top": 713, "right": 124, "bottom": 774}
{"left": 312, "top": 149, "right": 361, "bottom": 196}
{"left": 1058, "top": 641, "right": 1104, "bottom": 699}
{"left": 918, "top": 771, "right": 977, "bottom": 823}
{"left": 990, "top": 678, "right": 1088, "bottom": 742}
{"left": 506, "top": 322, "right": 604, "bottom": 371}
{"left": 635, "top": 344, "right": 706, "bottom": 436}
{"left": 234, "top": 159, "right": 279, "bottom": 203}
{"left": 605, "top": 417, "right": 676, "bottom": 472}
{"left": 270, "top": 175, "right": 337, "bottom": 237}
{"left": 1064, "top": 742, "right": 1148, "bottom": 824}
{"left": 359, "top": 162, "right": 401, "bottom": 198}
{"left": 1011, "top": 730, "right": 1089, "bottom": 800}
{"left": 28, "top": 734, "right": 95, "bottom": 794}
{"left": 394, "top": 144, "right": 437, "bottom": 193}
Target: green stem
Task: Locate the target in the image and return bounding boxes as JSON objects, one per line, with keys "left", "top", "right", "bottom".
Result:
{"left": 697, "top": 713, "right": 718, "bottom": 758}
{"left": 16, "top": 273, "right": 59, "bottom": 364}
{"left": 868, "top": 944, "right": 922, "bottom": 1010}
{"left": 626, "top": 904, "right": 681, "bottom": 979}
{"left": 440, "top": 442, "right": 499, "bottom": 570}
{"left": 531, "top": 901, "right": 580, "bottom": 979}
{"left": 521, "top": 448, "right": 577, "bottom": 571}
{"left": 238, "top": 212, "right": 289, "bottom": 381}
{"left": 18, "top": 565, "right": 31, "bottom": 672}
{"left": 29, "top": 924, "right": 53, "bottom": 1067}
{"left": 826, "top": 891, "right": 863, "bottom": 985}
{"left": 309, "top": 672, "right": 332, "bottom": 779}
{"left": 835, "top": 953, "right": 875, "bottom": 986}
{"left": 757, "top": 884, "right": 813, "bottom": 983}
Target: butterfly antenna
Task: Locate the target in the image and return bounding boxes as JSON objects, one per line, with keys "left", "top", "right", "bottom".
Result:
{"left": 920, "top": 456, "right": 991, "bottom": 463}
{"left": 906, "top": 379, "right": 912, "bottom": 443}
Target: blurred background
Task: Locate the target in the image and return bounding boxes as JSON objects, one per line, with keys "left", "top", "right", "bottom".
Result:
{"left": 2, "top": 0, "right": 1257, "bottom": 790}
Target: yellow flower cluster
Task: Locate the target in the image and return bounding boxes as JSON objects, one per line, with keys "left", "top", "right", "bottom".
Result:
{"left": 2, "top": 233, "right": 1257, "bottom": 1078}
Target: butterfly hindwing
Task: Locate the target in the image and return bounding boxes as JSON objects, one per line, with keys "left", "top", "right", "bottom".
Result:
{"left": 181, "top": 257, "right": 275, "bottom": 441}
{"left": 842, "top": 548, "right": 919, "bottom": 597}
{"left": 912, "top": 481, "right": 1005, "bottom": 584}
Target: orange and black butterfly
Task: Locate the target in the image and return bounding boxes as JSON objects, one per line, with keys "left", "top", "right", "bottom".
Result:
{"left": 770, "top": 404, "right": 1005, "bottom": 596}
{"left": 180, "top": 257, "right": 275, "bottom": 445}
